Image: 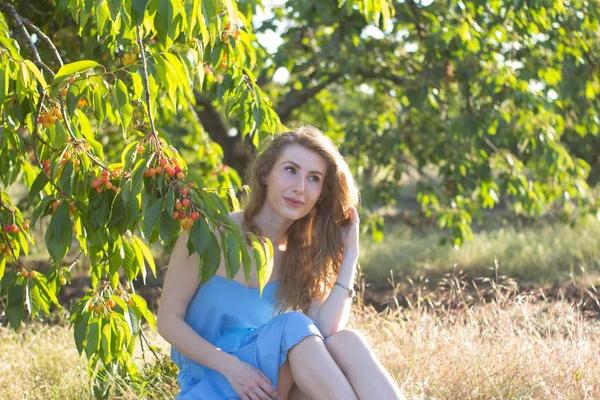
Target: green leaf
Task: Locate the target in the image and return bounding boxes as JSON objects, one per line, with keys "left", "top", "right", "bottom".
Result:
{"left": 123, "top": 239, "right": 139, "bottom": 281}
{"left": 131, "top": 235, "right": 157, "bottom": 278}
{"left": 101, "top": 321, "right": 112, "bottom": 363}
{"left": 189, "top": 216, "right": 209, "bottom": 257}
{"left": 76, "top": 109, "right": 104, "bottom": 160}
{"left": 131, "top": 294, "right": 154, "bottom": 329}
{"left": 143, "top": 197, "right": 164, "bottom": 239}
{"left": 6, "top": 282, "right": 25, "bottom": 330}
{"left": 225, "top": 233, "right": 241, "bottom": 280}
{"left": 28, "top": 171, "right": 49, "bottom": 203}
{"left": 131, "top": 0, "right": 151, "bottom": 25}
{"left": 130, "top": 236, "right": 146, "bottom": 283}
{"left": 52, "top": 60, "right": 100, "bottom": 88}
{"left": 130, "top": 73, "right": 143, "bottom": 101}
{"left": 74, "top": 311, "right": 91, "bottom": 355}
{"left": 201, "top": 230, "right": 220, "bottom": 283}
{"left": 115, "top": 79, "right": 133, "bottom": 134}
{"left": 158, "top": 211, "right": 180, "bottom": 251}
{"left": 59, "top": 160, "right": 74, "bottom": 196}
{"left": 85, "top": 319, "right": 101, "bottom": 358}
{"left": 23, "top": 60, "right": 48, "bottom": 89}
{"left": 45, "top": 202, "right": 73, "bottom": 264}
{"left": 250, "top": 234, "right": 270, "bottom": 296}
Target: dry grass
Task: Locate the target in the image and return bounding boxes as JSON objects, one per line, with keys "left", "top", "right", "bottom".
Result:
{"left": 354, "top": 302, "right": 600, "bottom": 399}
{"left": 2, "top": 293, "right": 599, "bottom": 399}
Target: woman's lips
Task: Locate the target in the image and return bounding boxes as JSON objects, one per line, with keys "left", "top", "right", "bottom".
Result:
{"left": 283, "top": 196, "right": 305, "bottom": 208}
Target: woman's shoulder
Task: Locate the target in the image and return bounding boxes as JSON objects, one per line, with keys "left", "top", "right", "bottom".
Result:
{"left": 228, "top": 210, "right": 245, "bottom": 227}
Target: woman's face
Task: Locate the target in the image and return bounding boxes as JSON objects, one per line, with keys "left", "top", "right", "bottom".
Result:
{"left": 264, "top": 144, "right": 327, "bottom": 221}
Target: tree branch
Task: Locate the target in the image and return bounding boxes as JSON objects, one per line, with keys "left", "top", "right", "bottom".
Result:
{"left": 276, "top": 72, "right": 342, "bottom": 123}
{"left": 136, "top": 25, "right": 160, "bottom": 145}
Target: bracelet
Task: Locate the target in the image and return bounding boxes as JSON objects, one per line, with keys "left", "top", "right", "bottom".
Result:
{"left": 333, "top": 281, "right": 356, "bottom": 299}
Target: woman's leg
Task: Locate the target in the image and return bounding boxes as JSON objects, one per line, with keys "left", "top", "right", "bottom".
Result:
{"left": 324, "top": 329, "right": 405, "bottom": 400}
{"left": 276, "top": 360, "right": 295, "bottom": 400}
{"left": 286, "top": 335, "right": 358, "bottom": 400}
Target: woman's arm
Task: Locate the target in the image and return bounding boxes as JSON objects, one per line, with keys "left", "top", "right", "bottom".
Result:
{"left": 157, "top": 232, "right": 279, "bottom": 400}
{"left": 157, "top": 231, "right": 240, "bottom": 374}
{"left": 306, "top": 207, "right": 360, "bottom": 337}
{"left": 306, "top": 247, "right": 359, "bottom": 337}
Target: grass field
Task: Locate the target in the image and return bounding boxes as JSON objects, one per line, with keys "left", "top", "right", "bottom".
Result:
{"left": 2, "top": 296, "right": 599, "bottom": 399}
{"left": 360, "top": 217, "right": 600, "bottom": 286}
{"left": 2, "top": 217, "right": 600, "bottom": 399}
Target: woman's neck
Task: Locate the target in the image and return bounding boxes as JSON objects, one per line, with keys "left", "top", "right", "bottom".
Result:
{"left": 252, "top": 204, "right": 293, "bottom": 248}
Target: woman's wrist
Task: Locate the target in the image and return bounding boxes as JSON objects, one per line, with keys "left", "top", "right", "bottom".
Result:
{"left": 218, "top": 352, "right": 242, "bottom": 377}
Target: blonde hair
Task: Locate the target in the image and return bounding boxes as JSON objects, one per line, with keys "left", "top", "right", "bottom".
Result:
{"left": 242, "top": 125, "right": 359, "bottom": 311}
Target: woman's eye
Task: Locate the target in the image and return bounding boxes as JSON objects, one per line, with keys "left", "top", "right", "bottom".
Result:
{"left": 285, "top": 166, "right": 296, "bottom": 174}
{"left": 309, "top": 175, "right": 320, "bottom": 182}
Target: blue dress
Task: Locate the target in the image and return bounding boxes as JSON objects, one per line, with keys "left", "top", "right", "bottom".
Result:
{"left": 171, "top": 275, "right": 324, "bottom": 399}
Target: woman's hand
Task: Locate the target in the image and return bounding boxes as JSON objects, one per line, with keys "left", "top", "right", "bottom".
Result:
{"left": 341, "top": 206, "right": 360, "bottom": 250}
{"left": 224, "top": 358, "right": 280, "bottom": 400}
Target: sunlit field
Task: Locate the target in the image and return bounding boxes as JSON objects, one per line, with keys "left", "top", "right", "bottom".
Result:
{"left": 3, "top": 216, "right": 600, "bottom": 399}
{"left": 2, "top": 293, "right": 599, "bottom": 399}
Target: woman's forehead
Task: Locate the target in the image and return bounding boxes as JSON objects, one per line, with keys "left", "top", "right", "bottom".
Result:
{"left": 278, "top": 144, "right": 327, "bottom": 173}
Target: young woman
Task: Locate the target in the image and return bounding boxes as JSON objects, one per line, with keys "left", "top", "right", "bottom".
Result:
{"left": 158, "top": 126, "right": 404, "bottom": 400}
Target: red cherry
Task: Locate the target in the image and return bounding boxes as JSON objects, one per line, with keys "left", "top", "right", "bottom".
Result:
{"left": 155, "top": 166, "right": 164, "bottom": 174}
{"left": 91, "top": 180, "right": 101, "bottom": 189}
{"left": 173, "top": 212, "right": 179, "bottom": 219}
{"left": 191, "top": 212, "right": 200, "bottom": 221}
{"left": 171, "top": 157, "right": 179, "bottom": 165}
{"left": 102, "top": 170, "right": 110, "bottom": 178}
{"left": 165, "top": 166, "right": 175, "bottom": 176}
{"left": 174, "top": 165, "right": 182, "bottom": 174}
{"left": 175, "top": 201, "right": 182, "bottom": 211}
{"left": 159, "top": 158, "right": 168, "bottom": 166}
{"left": 180, "top": 188, "right": 189, "bottom": 197}
{"left": 176, "top": 172, "right": 185, "bottom": 180}
{"left": 182, "top": 199, "right": 190, "bottom": 207}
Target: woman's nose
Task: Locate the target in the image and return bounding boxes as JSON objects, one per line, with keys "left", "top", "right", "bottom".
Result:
{"left": 292, "top": 177, "right": 305, "bottom": 194}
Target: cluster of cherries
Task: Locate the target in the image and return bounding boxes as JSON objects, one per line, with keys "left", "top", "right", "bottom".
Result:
{"left": 20, "top": 269, "right": 38, "bottom": 279}
{"left": 37, "top": 108, "right": 62, "bottom": 129}
{"left": 145, "top": 157, "right": 186, "bottom": 180}
{"left": 91, "top": 169, "right": 121, "bottom": 194}
{"left": 143, "top": 156, "right": 199, "bottom": 230}
{"left": 0, "top": 220, "right": 25, "bottom": 258}
{"left": 0, "top": 241, "right": 16, "bottom": 258}
{"left": 88, "top": 298, "right": 117, "bottom": 314}
{"left": 2, "top": 220, "right": 27, "bottom": 234}
{"left": 173, "top": 191, "right": 200, "bottom": 231}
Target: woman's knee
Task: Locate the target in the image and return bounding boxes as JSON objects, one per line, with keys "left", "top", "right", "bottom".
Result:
{"left": 324, "top": 329, "right": 371, "bottom": 360}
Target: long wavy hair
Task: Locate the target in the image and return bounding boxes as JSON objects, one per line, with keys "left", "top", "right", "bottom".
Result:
{"left": 242, "top": 125, "right": 360, "bottom": 312}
